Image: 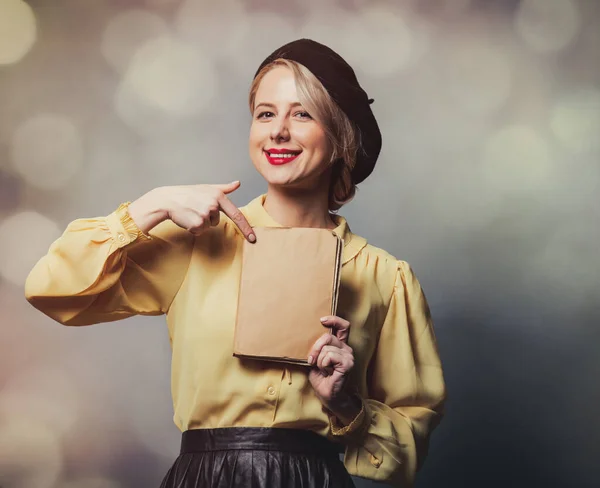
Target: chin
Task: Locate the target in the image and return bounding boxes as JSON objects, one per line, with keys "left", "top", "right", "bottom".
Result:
{"left": 252, "top": 156, "right": 327, "bottom": 189}
{"left": 263, "top": 174, "right": 300, "bottom": 187}
{"left": 253, "top": 160, "right": 292, "bottom": 184}
{"left": 264, "top": 172, "right": 324, "bottom": 192}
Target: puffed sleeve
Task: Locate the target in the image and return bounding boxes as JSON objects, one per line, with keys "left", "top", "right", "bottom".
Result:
{"left": 332, "top": 260, "right": 446, "bottom": 487}
{"left": 25, "top": 202, "right": 194, "bottom": 326}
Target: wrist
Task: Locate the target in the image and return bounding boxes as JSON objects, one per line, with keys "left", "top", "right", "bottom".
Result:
{"left": 326, "top": 391, "right": 362, "bottom": 426}
{"left": 128, "top": 188, "right": 169, "bottom": 234}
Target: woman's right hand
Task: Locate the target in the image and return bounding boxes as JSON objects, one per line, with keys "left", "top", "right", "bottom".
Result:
{"left": 128, "top": 180, "right": 256, "bottom": 242}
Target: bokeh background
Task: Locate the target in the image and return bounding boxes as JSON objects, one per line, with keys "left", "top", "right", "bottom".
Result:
{"left": 1, "top": 0, "right": 599, "bottom": 487}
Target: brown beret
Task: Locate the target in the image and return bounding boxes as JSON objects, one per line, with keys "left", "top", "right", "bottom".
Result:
{"left": 254, "top": 38, "right": 381, "bottom": 185}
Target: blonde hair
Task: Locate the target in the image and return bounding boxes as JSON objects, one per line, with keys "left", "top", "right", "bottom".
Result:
{"left": 249, "top": 59, "right": 360, "bottom": 211}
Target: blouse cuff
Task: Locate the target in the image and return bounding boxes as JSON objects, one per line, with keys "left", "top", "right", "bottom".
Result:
{"left": 329, "top": 394, "right": 371, "bottom": 440}
{"left": 110, "top": 202, "right": 152, "bottom": 247}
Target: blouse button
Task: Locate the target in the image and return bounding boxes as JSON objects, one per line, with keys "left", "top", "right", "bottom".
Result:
{"left": 117, "top": 233, "right": 126, "bottom": 242}
{"left": 267, "top": 386, "right": 276, "bottom": 395}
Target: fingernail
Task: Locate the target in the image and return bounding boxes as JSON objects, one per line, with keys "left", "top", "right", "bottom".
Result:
{"left": 308, "top": 355, "right": 313, "bottom": 364}
{"left": 248, "top": 233, "right": 256, "bottom": 243}
{"left": 320, "top": 317, "right": 327, "bottom": 322}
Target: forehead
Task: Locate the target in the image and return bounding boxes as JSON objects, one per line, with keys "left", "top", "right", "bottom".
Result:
{"left": 255, "top": 66, "right": 300, "bottom": 104}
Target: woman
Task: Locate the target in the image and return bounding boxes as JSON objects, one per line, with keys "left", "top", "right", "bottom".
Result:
{"left": 25, "top": 39, "right": 446, "bottom": 487}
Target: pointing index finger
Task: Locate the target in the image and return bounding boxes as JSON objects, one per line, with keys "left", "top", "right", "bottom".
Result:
{"left": 218, "top": 194, "right": 256, "bottom": 243}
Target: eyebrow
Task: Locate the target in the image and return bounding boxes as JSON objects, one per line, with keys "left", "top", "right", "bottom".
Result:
{"left": 254, "top": 102, "right": 303, "bottom": 111}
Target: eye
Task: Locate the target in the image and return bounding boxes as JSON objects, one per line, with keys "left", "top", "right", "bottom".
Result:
{"left": 295, "top": 111, "right": 312, "bottom": 120}
{"left": 256, "top": 111, "right": 274, "bottom": 119}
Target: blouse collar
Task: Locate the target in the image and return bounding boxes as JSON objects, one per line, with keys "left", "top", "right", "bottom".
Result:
{"left": 241, "top": 194, "right": 367, "bottom": 265}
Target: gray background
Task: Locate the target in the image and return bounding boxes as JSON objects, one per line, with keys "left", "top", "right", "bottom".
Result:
{"left": 0, "top": 0, "right": 598, "bottom": 487}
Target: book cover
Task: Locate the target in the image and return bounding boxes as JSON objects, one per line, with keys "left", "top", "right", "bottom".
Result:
{"left": 233, "top": 226, "right": 343, "bottom": 365}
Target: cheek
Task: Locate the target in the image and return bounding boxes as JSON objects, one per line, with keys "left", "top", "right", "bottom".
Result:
{"left": 295, "top": 127, "right": 330, "bottom": 155}
{"left": 249, "top": 123, "right": 265, "bottom": 148}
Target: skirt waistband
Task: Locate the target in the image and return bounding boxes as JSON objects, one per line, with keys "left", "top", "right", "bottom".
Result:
{"left": 180, "top": 427, "right": 342, "bottom": 457}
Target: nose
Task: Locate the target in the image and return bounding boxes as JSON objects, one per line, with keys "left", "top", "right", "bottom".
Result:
{"left": 270, "top": 114, "right": 290, "bottom": 143}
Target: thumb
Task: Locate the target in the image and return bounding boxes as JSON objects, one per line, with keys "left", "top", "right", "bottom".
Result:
{"left": 213, "top": 180, "right": 241, "bottom": 194}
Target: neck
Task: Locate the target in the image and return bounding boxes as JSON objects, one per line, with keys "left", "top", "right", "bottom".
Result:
{"left": 263, "top": 183, "right": 336, "bottom": 229}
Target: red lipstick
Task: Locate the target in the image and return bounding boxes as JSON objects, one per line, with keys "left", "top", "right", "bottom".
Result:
{"left": 264, "top": 148, "right": 302, "bottom": 166}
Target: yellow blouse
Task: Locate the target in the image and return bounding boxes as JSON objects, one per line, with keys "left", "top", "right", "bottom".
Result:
{"left": 25, "top": 194, "right": 446, "bottom": 487}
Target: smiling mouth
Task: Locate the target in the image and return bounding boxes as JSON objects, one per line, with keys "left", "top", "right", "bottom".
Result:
{"left": 264, "top": 150, "right": 302, "bottom": 165}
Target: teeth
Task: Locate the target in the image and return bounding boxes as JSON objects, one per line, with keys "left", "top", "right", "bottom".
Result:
{"left": 269, "top": 153, "right": 297, "bottom": 158}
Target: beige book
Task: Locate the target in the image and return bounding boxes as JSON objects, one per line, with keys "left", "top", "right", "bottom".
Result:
{"left": 233, "top": 226, "right": 343, "bottom": 366}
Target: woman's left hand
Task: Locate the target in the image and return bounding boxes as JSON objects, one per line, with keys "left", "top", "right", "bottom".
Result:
{"left": 307, "top": 316, "right": 355, "bottom": 411}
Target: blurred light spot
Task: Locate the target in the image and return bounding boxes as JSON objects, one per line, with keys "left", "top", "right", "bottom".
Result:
{"left": 515, "top": 0, "right": 581, "bottom": 53}
{"left": 101, "top": 9, "right": 168, "bottom": 73}
{"left": 0, "top": 0, "right": 37, "bottom": 65}
{"left": 0, "top": 368, "right": 80, "bottom": 437}
{"left": 10, "top": 114, "right": 83, "bottom": 190}
{"left": 115, "top": 36, "right": 217, "bottom": 136}
{"left": 0, "top": 211, "right": 61, "bottom": 287}
{"left": 0, "top": 417, "right": 62, "bottom": 488}
{"left": 124, "top": 36, "right": 216, "bottom": 114}
{"left": 438, "top": 40, "right": 512, "bottom": 114}
{"left": 62, "top": 477, "right": 122, "bottom": 488}
{"left": 550, "top": 88, "right": 600, "bottom": 154}
{"left": 482, "top": 125, "right": 553, "bottom": 192}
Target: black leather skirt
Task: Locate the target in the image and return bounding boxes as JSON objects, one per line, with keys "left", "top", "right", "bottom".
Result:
{"left": 159, "top": 427, "right": 355, "bottom": 488}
